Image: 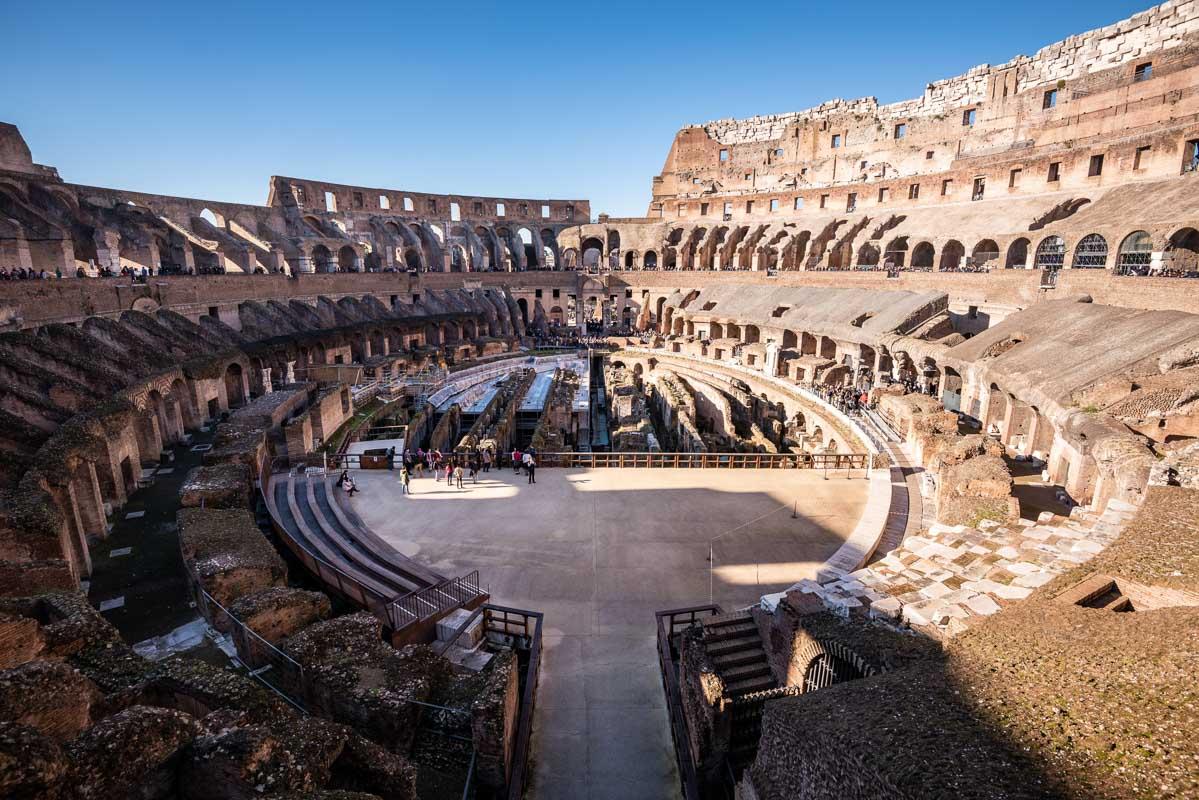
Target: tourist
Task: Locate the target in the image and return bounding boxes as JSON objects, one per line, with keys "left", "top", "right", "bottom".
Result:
{"left": 399, "top": 466, "right": 411, "bottom": 495}
{"left": 453, "top": 463, "right": 464, "bottom": 489}
{"left": 445, "top": 461, "right": 454, "bottom": 484}
{"left": 512, "top": 448, "right": 522, "bottom": 473}
{"left": 468, "top": 458, "right": 479, "bottom": 483}
{"left": 341, "top": 473, "right": 359, "bottom": 497}
{"left": 482, "top": 448, "right": 492, "bottom": 473}
{"left": 526, "top": 457, "right": 536, "bottom": 484}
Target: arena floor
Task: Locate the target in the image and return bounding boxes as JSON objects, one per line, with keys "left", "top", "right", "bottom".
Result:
{"left": 350, "top": 465, "right": 868, "bottom": 800}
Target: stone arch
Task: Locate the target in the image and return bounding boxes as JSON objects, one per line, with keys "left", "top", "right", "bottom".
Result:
{"left": 883, "top": 236, "right": 909, "bottom": 268}
{"left": 625, "top": 250, "right": 639, "bottom": 269}
{"left": 939, "top": 240, "right": 965, "bottom": 271}
{"left": 971, "top": 239, "right": 1000, "bottom": 269}
{"left": 1035, "top": 235, "right": 1065, "bottom": 269}
{"left": 1166, "top": 227, "right": 1199, "bottom": 273}
{"left": 1006, "top": 237, "right": 1030, "bottom": 268}
{"left": 911, "top": 241, "right": 935, "bottom": 269}
{"left": 1117, "top": 230, "right": 1153, "bottom": 274}
{"left": 1071, "top": 233, "right": 1108, "bottom": 269}
{"left": 170, "top": 377, "right": 196, "bottom": 430}
{"left": 643, "top": 250, "right": 658, "bottom": 270}
{"left": 857, "top": 242, "right": 880, "bottom": 268}
{"left": 795, "top": 639, "right": 873, "bottom": 693}
{"left": 581, "top": 236, "right": 604, "bottom": 270}
{"left": 743, "top": 324, "right": 761, "bottom": 344}
{"left": 337, "top": 244, "right": 357, "bottom": 272}
{"left": 311, "top": 244, "right": 333, "bottom": 273}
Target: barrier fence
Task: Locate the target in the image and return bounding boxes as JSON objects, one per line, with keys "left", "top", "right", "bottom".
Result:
{"left": 388, "top": 570, "right": 485, "bottom": 631}
{"left": 533, "top": 451, "right": 867, "bottom": 470}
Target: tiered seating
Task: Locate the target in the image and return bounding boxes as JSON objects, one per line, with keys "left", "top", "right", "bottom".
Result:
{"left": 267, "top": 474, "right": 445, "bottom": 605}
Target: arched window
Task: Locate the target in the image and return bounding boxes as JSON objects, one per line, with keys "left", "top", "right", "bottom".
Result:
{"left": 1035, "top": 235, "right": 1065, "bottom": 269}
{"left": 1117, "top": 231, "right": 1153, "bottom": 275}
{"left": 1071, "top": 234, "right": 1108, "bottom": 269}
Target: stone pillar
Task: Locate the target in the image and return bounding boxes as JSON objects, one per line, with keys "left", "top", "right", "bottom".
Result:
{"left": 296, "top": 253, "right": 314, "bottom": 274}
{"left": 285, "top": 361, "right": 296, "bottom": 384}
{"left": 764, "top": 342, "right": 781, "bottom": 377}
{"left": 261, "top": 367, "right": 273, "bottom": 395}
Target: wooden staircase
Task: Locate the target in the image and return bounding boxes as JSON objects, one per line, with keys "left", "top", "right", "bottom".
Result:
{"left": 701, "top": 611, "right": 780, "bottom": 772}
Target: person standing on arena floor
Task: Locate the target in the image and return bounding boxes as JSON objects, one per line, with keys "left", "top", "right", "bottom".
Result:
{"left": 453, "top": 463, "right": 464, "bottom": 489}
{"left": 482, "top": 448, "right": 492, "bottom": 473}
{"left": 512, "top": 448, "right": 522, "bottom": 473}
{"left": 400, "top": 466, "right": 411, "bottom": 495}
{"left": 526, "top": 457, "right": 536, "bottom": 484}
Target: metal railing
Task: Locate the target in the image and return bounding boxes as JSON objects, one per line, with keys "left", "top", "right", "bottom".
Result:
{"left": 388, "top": 570, "right": 485, "bottom": 631}
{"left": 656, "top": 605, "right": 722, "bottom": 800}
{"left": 532, "top": 451, "right": 867, "bottom": 470}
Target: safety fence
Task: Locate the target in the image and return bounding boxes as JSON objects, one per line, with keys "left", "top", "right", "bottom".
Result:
{"left": 533, "top": 451, "right": 867, "bottom": 470}
{"left": 388, "top": 570, "right": 486, "bottom": 631}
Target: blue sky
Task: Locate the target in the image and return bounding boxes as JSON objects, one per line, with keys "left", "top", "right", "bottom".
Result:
{"left": 0, "top": 0, "right": 1153, "bottom": 217}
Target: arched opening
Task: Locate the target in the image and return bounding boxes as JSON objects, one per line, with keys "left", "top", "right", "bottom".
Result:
{"left": 517, "top": 228, "right": 537, "bottom": 268}
{"left": 782, "top": 330, "right": 797, "bottom": 349}
{"left": 311, "top": 244, "right": 333, "bottom": 273}
{"left": 643, "top": 250, "right": 658, "bottom": 270}
{"left": 607, "top": 229, "right": 621, "bottom": 256}
{"left": 743, "top": 324, "right": 760, "bottom": 344}
{"left": 224, "top": 363, "right": 246, "bottom": 408}
{"left": 337, "top": 245, "right": 357, "bottom": 272}
{"left": 939, "top": 240, "right": 965, "bottom": 271}
{"left": 625, "top": 250, "right": 638, "bottom": 269}
{"left": 1006, "top": 237, "right": 1030, "bottom": 269}
{"left": 549, "top": 306, "right": 563, "bottom": 325}
{"left": 581, "top": 236, "right": 603, "bottom": 270}
{"left": 1166, "top": 227, "right": 1199, "bottom": 274}
{"left": 517, "top": 298, "right": 529, "bottom": 327}
{"left": 541, "top": 246, "right": 556, "bottom": 269}
{"left": 403, "top": 247, "right": 421, "bottom": 270}
{"left": 883, "top": 236, "right": 908, "bottom": 269}
{"left": 1071, "top": 233, "right": 1108, "bottom": 269}
{"left": 970, "top": 239, "right": 999, "bottom": 270}
{"left": 1117, "top": 230, "right": 1153, "bottom": 275}
{"left": 802, "top": 649, "right": 865, "bottom": 693}
{"left": 561, "top": 248, "right": 578, "bottom": 269}
{"left": 911, "top": 241, "right": 935, "bottom": 269}
{"left": 856, "top": 242, "right": 880, "bottom": 268}
{"left": 199, "top": 208, "right": 221, "bottom": 228}
{"left": 1035, "top": 235, "right": 1065, "bottom": 270}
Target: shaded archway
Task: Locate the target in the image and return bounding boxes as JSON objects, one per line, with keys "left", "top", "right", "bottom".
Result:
{"left": 1006, "top": 237, "right": 1030, "bottom": 268}
{"left": 1166, "top": 227, "right": 1199, "bottom": 273}
{"left": 939, "top": 240, "right": 965, "bottom": 271}
{"left": 337, "top": 245, "right": 357, "bottom": 272}
{"left": 311, "top": 244, "right": 332, "bottom": 273}
{"left": 644, "top": 250, "right": 658, "bottom": 270}
{"left": 911, "top": 242, "right": 935, "bottom": 269}
{"left": 971, "top": 239, "right": 999, "bottom": 270}
{"left": 224, "top": 363, "right": 246, "bottom": 408}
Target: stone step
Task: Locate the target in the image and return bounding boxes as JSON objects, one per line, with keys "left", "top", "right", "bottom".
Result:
{"left": 724, "top": 675, "right": 777, "bottom": 696}
{"left": 706, "top": 634, "right": 763, "bottom": 658}
{"left": 721, "top": 662, "right": 772, "bottom": 684}
{"left": 713, "top": 646, "right": 767, "bottom": 670}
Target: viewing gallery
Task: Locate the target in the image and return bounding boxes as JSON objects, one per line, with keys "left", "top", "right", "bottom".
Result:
{"left": 2, "top": 3, "right": 1199, "bottom": 800}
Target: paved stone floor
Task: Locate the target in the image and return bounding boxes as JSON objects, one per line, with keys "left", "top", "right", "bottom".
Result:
{"left": 351, "top": 466, "right": 867, "bottom": 800}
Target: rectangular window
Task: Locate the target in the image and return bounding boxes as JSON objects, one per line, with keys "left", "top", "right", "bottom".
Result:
{"left": 294, "top": 185, "right": 306, "bottom": 205}
{"left": 846, "top": 193, "right": 857, "bottom": 212}
{"left": 325, "top": 191, "right": 337, "bottom": 212}
{"left": 535, "top": 289, "right": 543, "bottom": 298}
{"left": 972, "top": 177, "right": 985, "bottom": 201}
{"left": 962, "top": 108, "right": 976, "bottom": 126}
{"left": 1134, "top": 62, "right": 1153, "bottom": 82}
{"left": 877, "top": 187, "right": 889, "bottom": 202}
{"left": 700, "top": 202, "right": 709, "bottom": 215}
{"left": 744, "top": 172, "right": 752, "bottom": 181}
{"left": 403, "top": 197, "right": 414, "bottom": 211}
{"left": 1185, "top": 139, "right": 1199, "bottom": 173}
{"left": 769, "top": 198, "right": 779, "bottom": 212}
{"left": 678, "top": 204, "right": 688, "bottom": 216}
{"left": 1043, "top": 89, "right": 1057, "bottom": 109}
{"left": 1134, "top": 146, "right": 1150, "bottom": 170}
{"left": 473, "top": 201, "right": 483, "bottom": 214}
{"left": 719, "top": 149, "right": 729, "bottom": 162}
{"left": 692, "top": 177, "right": 701, "bottom": 184}
{"left": 553, "top": 288, "right": 560, "bottom": 298}
{"left": 1009, "top": 168, "right": 1022, "bottom": 187}
{"left": 352, "top": 191, "right": 363, "bottom": 209}
{"left": 564, "top": 205, "right": 574, "bottom": 219}
{"left": 831, "top": 134, "right": 842, "bottom": 148}
{"left": 208, "top": 306, "right": 219, "bottom": 318}
{"left": 379, "top": 195, "right": 390, "bottom": 209}
{"left": 793, "top": 197, "right": 804, "bottom": 210}
{"left": 541, "top": 204, "right": 550, "bottom": 218}
{"left": 1048, "top": 162, "right": 1061, "bottom": 182}
{"left": 745, "top": 200, "right": 754, "bottom": 214}
{"left": 819, "top": 194, "right": 829, "bottom": 209}
{"left": 427, "top": 199, "right": 437, "bottom": 212}
{"left": 860, "top": 160, "right": 867, "bottom": 170}
{"left": 723, "top": 202, "right": 733, "bottom": 218}
{"left": 941, "top": 179, "right": 953, "bottom": 196}
{"left": 496, "top": 202, "right": 505, "bottom": 216}
{"left": 1088, "top": 154, "right": 1104, "bottom": 177}
{"left": 774, "top": 148, "right": 784, "bottom": 158}
{"left": 894, "top": 123, "right": 907, "bottom": 139}
{"left": 926, "top": 150, "right": 934, "bottom": 159}
{"left": 450, "top": 202, "right": 461, "bottom": 221}
{"left": 908, "top": 183, "right": 920, "bottom": 200}
{"left": 519, "top": 202, "right": 528, "bottom": 215}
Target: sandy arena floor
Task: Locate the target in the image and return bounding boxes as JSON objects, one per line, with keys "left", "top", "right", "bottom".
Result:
{"left": 350, "top": 465, "right": 867, "bottom": 800}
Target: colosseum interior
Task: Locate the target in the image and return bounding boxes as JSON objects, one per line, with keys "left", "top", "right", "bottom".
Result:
{"left": 2, "top": 3, "right": 1199, "bottom": 799}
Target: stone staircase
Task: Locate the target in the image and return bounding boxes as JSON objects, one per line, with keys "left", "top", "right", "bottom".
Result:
{"left": 794, "top": 499, "right": 1140, "bottom": 637}
{"left": 700, "top": 611, "right": 780, "bottom": 772}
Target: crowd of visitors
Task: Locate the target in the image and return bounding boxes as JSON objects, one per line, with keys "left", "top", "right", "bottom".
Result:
{"left": 389, "top": 444, "right": 538, "bottom": 494}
